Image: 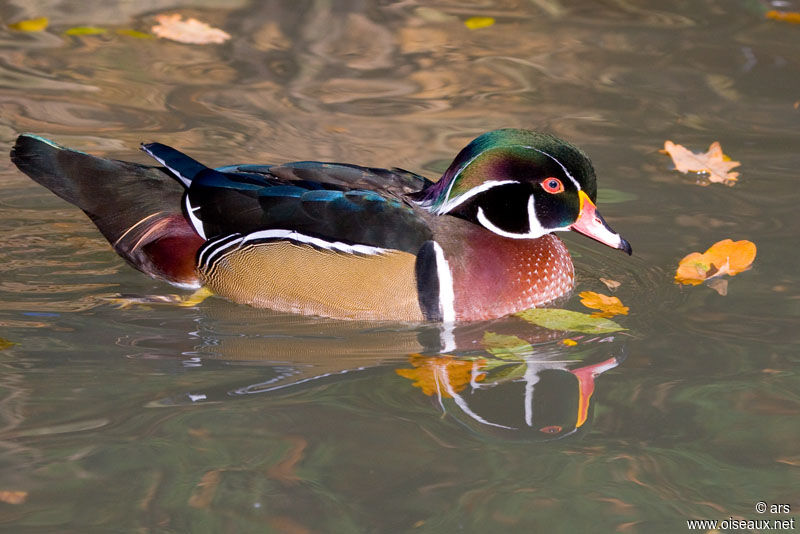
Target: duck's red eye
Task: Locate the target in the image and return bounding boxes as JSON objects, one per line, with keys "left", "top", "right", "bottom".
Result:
{"left": 541, "top": 177, "right": 564, "bottom": 194}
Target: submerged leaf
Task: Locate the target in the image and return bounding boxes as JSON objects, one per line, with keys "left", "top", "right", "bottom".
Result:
{"left": 515, "top": 308, "right": 626, "bottom": 334}
{"left": 579, "top": 291, "right": 629, "bottom": 318}
{"left": 481, "top": 332, "right": 534, "bottom": 360}
{"left": 0, "top": 338, "right": 16, "bottom": 351}
{"left": 116, "top": 29, "right": 152, "bottom": 38}
{"left": 65, "top": 26, "right": 107, "bottom": 35}
{"left": 661, "top": 140, "right": 740, "bottom": 185}
{"left": 675, "top": 239, "right": 756, "bottom": 286}
{"left": 396, "top": 355, "right": 485, "bottom": 397}
{"left": 9, "top": 17, "right": 49, "bottom": 32}
{"left": 464, "top": 16, "right": 495, "bottom": 29}
{"left": 151, "top": 14, "right": 230, "bottom": 44}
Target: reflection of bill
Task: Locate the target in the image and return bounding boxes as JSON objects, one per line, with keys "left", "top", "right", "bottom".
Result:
{"left": 396, "top": 349, "right": 625, "bottom": 441}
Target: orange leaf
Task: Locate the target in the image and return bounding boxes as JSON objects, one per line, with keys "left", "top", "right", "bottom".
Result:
{"left": 661, "top": 141, "right": 740, "bottom": 185}
{"left": 578, "top": 291, "right": 629, "bottom": 318}
{"left": 766, "top": 10, "right": 800, "bottom": 23}
{"left": 0, "top": 490, "right": 27, "bottom": 504}
{"left": 151, "top": 14, "right": 230, "bottom": 44}
{"left": 396, "top": 355, "right": 484, "bottom": 397}
{"left": 675, "top": 239, "right": 756, "bottom": 285}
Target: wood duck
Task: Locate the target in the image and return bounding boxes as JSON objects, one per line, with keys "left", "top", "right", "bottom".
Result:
{"left": 11, "top": 129, "right": 631, "bottom": 322}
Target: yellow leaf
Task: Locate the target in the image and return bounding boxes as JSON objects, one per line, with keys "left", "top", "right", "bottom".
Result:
{"left": 464, "top": 16, "right": 495, "bottom": 30}
{"left": 675, "top": 239, "right": 756, "bottom": 285}
{"left": 9, "top": 17, "right": 49, "bottom": 32}
{"left": 396, "top": 355, "right": 484, "bottom": 397}
{"left": 0, "top": 491, "right": 27, "bottom": 504}
{"left": 661, "top": 140, "right": 740, "bottom": 185}
{"left": 0, "top": 338, "right": 16, "bottom": 351}
{"left": 578, "top": 291, "right": 629, "bottom": 318}
{"left": 151, "top": 14, "right": 230, "bottom": 44}
{"left": 766, "top": 10, "right": 800, "bottom": 23}
{"left": 562, "top": 338, "right": 578, "bottom": 346}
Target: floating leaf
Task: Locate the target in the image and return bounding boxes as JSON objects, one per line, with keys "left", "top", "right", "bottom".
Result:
{"left": 9, "top": 17, "right": 49, "bottom": 32}
{"left": 116, "top": 29, "right": 152, "bottom": 39}
{"left": 675, "top": 239, "right": 756, "bottom": 286}
{"left": 396, "top": 355, "right": 485, "bottom": 397}
{"left": 151, "top": 14, "right": 230, "bottom": 44}
{"left": 516, "top": 308, "right": 626, "bottom": 334}
{"left": 766, "top": 10, "right": 800, "bottom": 23}
{"left": 0, "top": 338, "right": 16, "bottom": 351}
{"left": 481, "top": 332, "right": 534, "bottom": 360}
{"left": 464, "top": 16, "right": 495, "bottom": 29}
{"left": 65, "top": 26, "right": 107, "bottom": 36}
{"left": 661, "top": 140, "right": 740, "bottom": 185}
{"left": 599, "top": 278, "right": 621, "bottom": 291}
{"left": 0, "top": 491, "right": 27, "bottom": 504}
{"left": 579, "top": 291, "right": 629, "bottom": 318}
{"left": 562, "top": 338, "right": 578, "bottom": 346}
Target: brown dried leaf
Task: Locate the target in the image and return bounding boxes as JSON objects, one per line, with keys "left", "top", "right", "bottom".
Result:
{"left": 661, "top": 141, "right": 740, "bottom": 185}
{"left": 599, "top": 278, "right": 621, "bottom": 291}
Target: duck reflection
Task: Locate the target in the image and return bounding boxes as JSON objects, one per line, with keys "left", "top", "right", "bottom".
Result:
{"left": 127, "top": 301, "right": 625, "bottom": 441}
{"left": 396, "top": 350, "right": 624, "bottom": 441}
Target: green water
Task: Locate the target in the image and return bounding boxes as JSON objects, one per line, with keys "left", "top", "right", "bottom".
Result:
{"left": 0, "top": 1, "right": 798, "bottom": 532}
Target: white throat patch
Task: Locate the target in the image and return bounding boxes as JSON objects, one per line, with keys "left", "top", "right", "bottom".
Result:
{"left": 476, "top": 194, "right": 549, "bottom": 239}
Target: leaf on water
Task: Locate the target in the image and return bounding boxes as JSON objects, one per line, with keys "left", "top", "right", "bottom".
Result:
{"left": 661, "top": 141, "right": 740, "bottom": 185}
{"left": 0, "top": 338, "right": 16, "bottom": 351}
{"left": 65, "top": 27, "right": 107, "bottom": 36}
{"left": 481, "top": 332, "right": 534, "bottom": 360}
{"left": 562, "top": 338, "right": 578, "bottom": 346}
{"left": 0, "top": 491, "right": 27, "bottom": 504}
{"left": 395, "top": 355, "right": 485, "bottom": 397}
{"left": 464, "top": 16, "right": 495, "bottom": 29}
{"left": 151, "top": 14, "right": 230, "bottom": 44}
{"left": 579, "top": 291, "right": 629, "bottom": 318}
{"left": 675, "top": 239, "right": 757, "bottom": 286}
{"left": 515, "top": 308, "right": 626, "bottom": 334}
{"left": 116, "top": 29, "right": 153, "bottom": 38}
{"left": 766, "top": 10, "right": 800, "bottom": 23}
{"left": 8, "top": 17, "right": 49, "bottom": 32}
{"left": 599, "top": 277, "right": 621, "bottom": 291}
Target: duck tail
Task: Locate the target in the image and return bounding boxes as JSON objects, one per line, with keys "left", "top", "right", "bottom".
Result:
{"left": 10, "top": 134, "right": 204, "bottom": 287}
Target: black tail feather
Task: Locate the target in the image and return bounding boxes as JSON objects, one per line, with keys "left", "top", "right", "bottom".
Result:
{"left": 11, "top": 134, "right": 203, "bottom": 286}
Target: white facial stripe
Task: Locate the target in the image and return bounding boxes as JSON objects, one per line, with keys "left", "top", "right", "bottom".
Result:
{"left": 432, "top": 179, "right": 519, "bottom": 215}
{"left": 476, "top": 194, "right": 548, "bottom": 240}
{"left": 431, "top": 241, "right": 456, "bottom": 322}
{"left": 242, "top": 229, "right": 387, "bottom": 255}
{"left": 523, "top": 145, "right": 581, "bottom": 190}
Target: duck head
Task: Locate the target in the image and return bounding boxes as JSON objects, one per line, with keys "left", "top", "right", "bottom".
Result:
{"left": 412, "top": 128, "right": 632, "bottom": 254}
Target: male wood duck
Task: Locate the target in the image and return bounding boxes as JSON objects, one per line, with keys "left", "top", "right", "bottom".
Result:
{"left": 11, "top": 129, "right": 630, "bottom": 322}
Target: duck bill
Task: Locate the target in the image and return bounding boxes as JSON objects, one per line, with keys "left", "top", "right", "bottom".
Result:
{"left": 570, "top": 191, "right": 632, "bottom": 255}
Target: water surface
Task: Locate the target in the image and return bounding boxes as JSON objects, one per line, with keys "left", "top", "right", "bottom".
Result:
{"left": 0, "top": 1, "right": 798, "bottom": 532}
